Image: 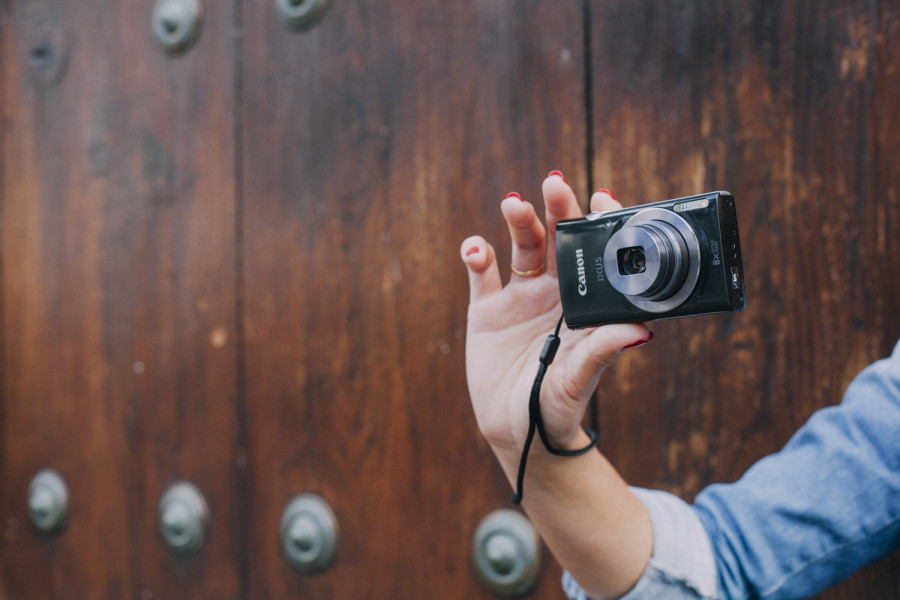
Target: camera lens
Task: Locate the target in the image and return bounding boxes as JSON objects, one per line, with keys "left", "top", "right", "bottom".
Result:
{"left": 618, "top": 247, "right": 646, "bottom": 275}
{"left": 603, "top": 208, "right": 701, "bottom": 313}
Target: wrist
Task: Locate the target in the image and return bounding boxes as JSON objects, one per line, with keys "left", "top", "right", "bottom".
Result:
{"left": 486, "top": 425, "right": 590, "bottom": 459}
{"left": 549, "top": 427, "right": 594, "bottom": 453}
{"left": 488, "top": 428, "right": 596, "bottom": 485}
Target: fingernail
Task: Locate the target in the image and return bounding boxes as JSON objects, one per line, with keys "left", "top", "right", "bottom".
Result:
{"left": 622, "top": 331, "right": 653, "bottom": 350}
{"left": 465, "top": 246, "right": 480, "bottom": 257}
{"left": 548, "top": 170, "right": 565, "bottom": 181}
{"left": 598, "top": 188, "right": 617, "bottom": 201}
{"left": 506, "top": 192, "right": 523, "bottom": 201}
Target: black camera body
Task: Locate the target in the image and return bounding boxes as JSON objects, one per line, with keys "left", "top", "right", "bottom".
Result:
{"left": 555, "top": 191, "right": 745, "bottom": 328}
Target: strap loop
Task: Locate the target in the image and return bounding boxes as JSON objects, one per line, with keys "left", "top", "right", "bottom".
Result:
{"left": 512, "top": 315, "right": 598, "bottom": 505}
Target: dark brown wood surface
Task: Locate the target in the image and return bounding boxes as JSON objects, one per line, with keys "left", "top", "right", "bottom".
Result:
{"left": 238, "top": 1, "right": 586, "bottom": 597}
{"left": 1, "top": 0, "right": 899, "bottom": 599}
{"left": 589, "top": 2, "right": 900, "bottom": 599}
{"left": 0, "top": 1, "right": 243, "bottom": 598}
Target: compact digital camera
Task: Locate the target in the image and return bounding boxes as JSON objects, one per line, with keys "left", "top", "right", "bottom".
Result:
{"left": 555, "top": 191, "right": 745, "bottom": 328}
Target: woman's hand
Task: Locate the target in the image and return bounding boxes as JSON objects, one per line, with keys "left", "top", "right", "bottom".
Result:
{"left": 460, "top": 173, "right": 652, "bottom": 455}
{"left": 459, "top": 173, "right": 656, "bottom": 600}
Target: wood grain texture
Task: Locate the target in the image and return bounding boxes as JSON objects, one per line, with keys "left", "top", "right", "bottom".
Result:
{"left": 589, "top": 2, "right": 900, "bottom": 598}
{"left": 239, "top": 1, "right": 586, "bottom": 597}
{"left": 1, "top": 1, "right": 241, "bottom": 598}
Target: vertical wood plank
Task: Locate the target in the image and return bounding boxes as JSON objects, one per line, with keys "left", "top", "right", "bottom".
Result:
{"left": 589, "top": 1, "right": 900, "bottom": 598}
{"left": 1, "top": 1, "right": 241, "bottom": 598}
{"left": 240, "top": 1, "right": 586, "bottom": 597}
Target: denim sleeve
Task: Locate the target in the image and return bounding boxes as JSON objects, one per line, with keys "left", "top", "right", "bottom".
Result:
{"left": 694, "top": 340, "right": 900, "bottom": 599}
{"left": 563, "top": 340, "right": 900, "bottom": 600}
{"left": 563, "top": 487, "right": 718, "bottom": 600}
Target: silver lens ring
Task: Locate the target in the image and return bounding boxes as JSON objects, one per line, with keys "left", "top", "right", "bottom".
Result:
{"left": 602, "top": 208, "right": 701, "bottom": 313}
{"left": 638, "top": 222, "right": 690, "bottom": 301}
{"left": 602, "top": 224, "right": 676, "bottom": 297}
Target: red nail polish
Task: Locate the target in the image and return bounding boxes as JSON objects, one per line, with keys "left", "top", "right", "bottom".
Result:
{"left": 506, "top": 192, "right": 523, "bottom": 201}
{"left": 548, "top": 170, "right": 565, "bottom": 181}
{"left": 622, "top": 339, "right": 649, "bottom": 350}
{"left": 465, "top": 246, "right": 480, "bottom": 257}
{"left": 598, "top": 188, "right": 616, "bottom": 201}
{"left": 622, "top": 331, "right": 653, "bottom": 350}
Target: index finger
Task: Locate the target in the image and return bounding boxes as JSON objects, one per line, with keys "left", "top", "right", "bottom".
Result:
{"left": 541, "top": 172, "right": 585, "bottom": 277}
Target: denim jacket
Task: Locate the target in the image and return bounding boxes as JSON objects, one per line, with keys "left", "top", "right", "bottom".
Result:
{"left": 564, "top": 339, "right": 900, "bottom": 600}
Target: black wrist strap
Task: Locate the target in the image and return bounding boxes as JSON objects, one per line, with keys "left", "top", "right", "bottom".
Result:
{"left": 512, "top": 315, "right": 598, "bottom": 505}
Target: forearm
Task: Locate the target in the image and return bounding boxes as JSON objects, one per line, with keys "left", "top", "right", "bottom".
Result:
{"left": 490, "top": 429, "right": 652, "bottom": 600}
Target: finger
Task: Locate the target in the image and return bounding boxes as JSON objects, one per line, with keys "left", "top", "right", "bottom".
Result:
{"left": 590, "top": 188, "right": 623, "bottom": 213}
{"left": 501, "top": 192, "right": 547, "bottom": 280}
{"left": 541, "top": 171, "right": 584, "bottom": 276}
{"left": 460, "top": 236, "right": 502, "bottom": 302}
{"left": 559, "top": 323, "right": 654, "bottom": 404}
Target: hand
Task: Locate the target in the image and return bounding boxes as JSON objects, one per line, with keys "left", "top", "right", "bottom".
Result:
{"left": 460, "top": 173, "right": 653, "bottom": 456}
{"left": 460, "top": 173, "right": 656, "bottom": 599}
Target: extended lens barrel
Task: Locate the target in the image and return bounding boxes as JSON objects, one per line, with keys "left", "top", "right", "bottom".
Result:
{"left": 603, "top": 208, "right": 701, "bottom": 313}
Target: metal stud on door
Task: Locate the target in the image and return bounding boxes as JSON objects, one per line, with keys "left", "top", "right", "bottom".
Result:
{"left": 27, "top": 469, "right": 69, "bottom": 535}
{"left": 158, "top": 482, "right": 210, "bottom": 556}
{"left": 152, "top": 0, "right": 202, "bottom": 53}
{"left": 279, "top": 493, "right": 339, "bottom": 574}
{"left": 472, "top": 510, "right": 542, "bottom": 597}
{"left": 274, "top": 0, "right": 332, "bottom": 31}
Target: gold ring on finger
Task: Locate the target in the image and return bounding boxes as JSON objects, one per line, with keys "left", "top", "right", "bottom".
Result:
{"left": 511, "top": 263, "right": 545, "bottom": 278}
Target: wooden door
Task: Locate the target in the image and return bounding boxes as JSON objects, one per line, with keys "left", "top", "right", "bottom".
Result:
{"left": 0, "top": 1, "right": 243, "bottom": 598}
{"left": 2, "top": 1, "right": 899, "bottom": 599}
{"left": 237, "top": 2, "right": 586, "bottom": 596}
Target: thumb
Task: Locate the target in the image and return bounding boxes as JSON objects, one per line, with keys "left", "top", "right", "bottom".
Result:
{"left": 560, "top": 324, "right": 653, "bottom": 403}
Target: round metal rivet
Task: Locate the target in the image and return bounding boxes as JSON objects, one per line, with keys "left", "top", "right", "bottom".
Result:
{"left": 158, "top": 482, "right": 209, "bottom": 556}
{"left": 152, "top": 0, "right": 202, "bottom": 53}
{"left": 279, "top": 493, "right": 339, "bottom": 574}
{"left": 27, "top": 469, "right": 69, "bottom": 534}
{"left": 485, "top": 533, "right": 519, "bottom": 576}
{"left": 274, "top": 0, "right": 332, "bottom": 31}
{"left": 472, "top": 510, "right": 542, "bottom": 597}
